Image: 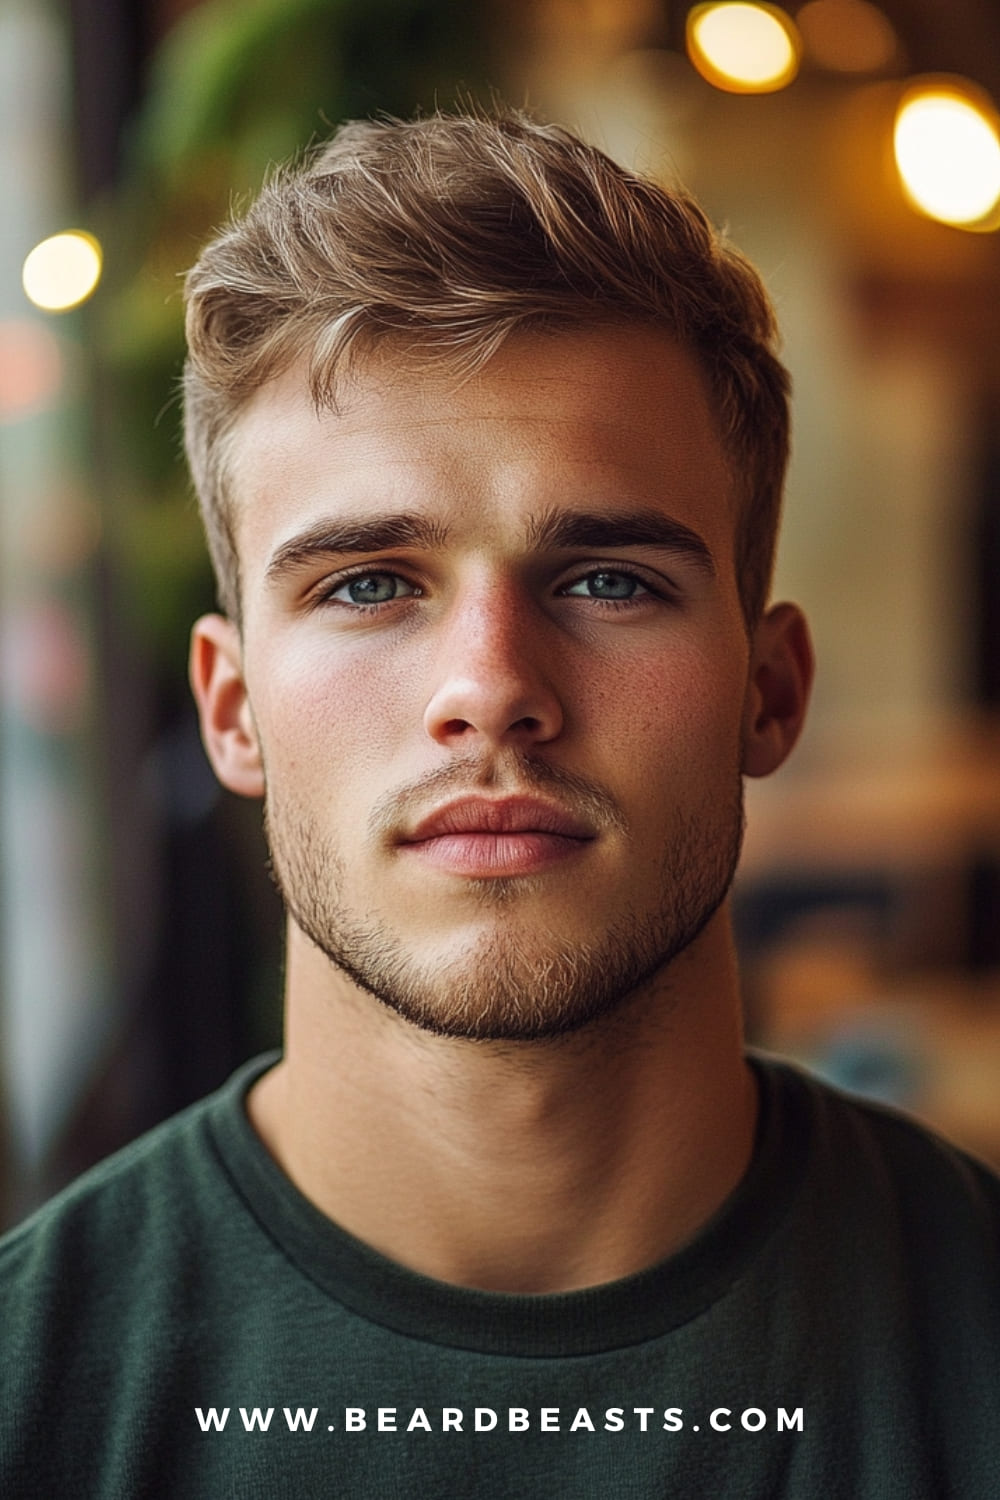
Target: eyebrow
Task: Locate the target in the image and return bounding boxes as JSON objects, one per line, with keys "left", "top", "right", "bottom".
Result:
{"left": 266, "top": 513, "right": 450, "bottom": 583}
{"left": 265, "top": 506, "right": 715, "bottom": 585}
{"left": 526, "top": 507, "right": 715, "bottom": 572}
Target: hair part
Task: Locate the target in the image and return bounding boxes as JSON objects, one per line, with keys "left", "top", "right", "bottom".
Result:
{"left": 183, "top": 108, "right": 790, "bottom": 627}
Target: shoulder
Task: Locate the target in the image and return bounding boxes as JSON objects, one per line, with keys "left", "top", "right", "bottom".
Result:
{"left": 756, "top": 1051, "right": 1000, "bottom": 1262}
{"left": 0, "top": 1058, "right": 272, "bottom": 1487}
{"left": 758, "top": 1050, "right": 1000, "bottom": 1187}
{"left": 0, "top": 1056, "right": 275, "bottom": 1368}
{"left": 0, "top": 1096, "right": 206, "bottom": 1333}
{"left": 3, "top": 1079, "right": 216, "bottom": 1251}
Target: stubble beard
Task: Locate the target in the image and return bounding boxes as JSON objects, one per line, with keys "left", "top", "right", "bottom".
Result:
{"left": 264, "top": 762, "right": 746, "bottom": 1045}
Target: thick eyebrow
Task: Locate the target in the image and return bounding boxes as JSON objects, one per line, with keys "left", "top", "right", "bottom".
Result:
{"left": 265, "top": 504, "right": 716, "bottom": 586}
{"left": 526, "top": 507, "right": 716, "bottom": 573}
{"left": 266, "top": 513, "right": 450, "bottom": 584}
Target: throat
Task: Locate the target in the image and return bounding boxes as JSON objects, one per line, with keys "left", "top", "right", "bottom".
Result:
{"left": 247, "top": 951, "right": 757, "bottom": 1293}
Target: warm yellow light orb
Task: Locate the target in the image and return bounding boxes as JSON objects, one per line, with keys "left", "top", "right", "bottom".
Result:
{"left": 894, "top": 84, "right": 1000, "bottom": 228}
{"left": 687, "top": 3, "right": 800, "bottom": 94}
{"left": 22, "top": 231, "right": 103, "bottom": 312}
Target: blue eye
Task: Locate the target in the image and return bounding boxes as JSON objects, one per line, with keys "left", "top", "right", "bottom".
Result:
{"left": 565, "top": 571, "right": 646, "bottom": 600}
{"left": 331, "top": 572, "right": 416, "bottom": 605}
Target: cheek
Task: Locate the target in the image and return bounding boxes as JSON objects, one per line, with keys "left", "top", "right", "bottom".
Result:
{"left": 250, "top": 636, "right": 419, "bottom": 795}
{"left": 584, "top": 637, "right": 747, "bottom": 768}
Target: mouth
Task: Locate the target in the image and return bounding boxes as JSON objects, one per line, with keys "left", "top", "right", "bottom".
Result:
{"left": 397, "top": 796, "right": 596, "bottom": 878}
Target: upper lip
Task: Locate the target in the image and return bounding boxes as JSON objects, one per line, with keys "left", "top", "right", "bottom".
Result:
{"left": 401, "top": 797, "right": 596, "bottom": 843}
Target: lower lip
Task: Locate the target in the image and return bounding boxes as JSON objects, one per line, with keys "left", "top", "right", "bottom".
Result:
{"left": 401, "top": 832, "right": 590, "bottom": 877}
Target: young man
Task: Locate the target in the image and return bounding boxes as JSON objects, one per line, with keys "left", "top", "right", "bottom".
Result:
{"left": 2, "top": 110, "right": 999, "bottom": 1497}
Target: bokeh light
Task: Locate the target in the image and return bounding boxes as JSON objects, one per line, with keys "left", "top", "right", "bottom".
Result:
{"left": 894, "top": 81, "right": 1000, "bottom": 229}
{"left": 0, "top": 320, "right": 63, "bottom": 421}
{"left": 686, "top": 3, "right": 800, "bottom": 94}
{"left": 22, "top": 231, "right": 103, "bottom": 313}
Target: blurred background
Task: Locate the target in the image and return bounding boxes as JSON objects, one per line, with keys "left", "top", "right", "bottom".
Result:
{"left": 1, "top": 0, "right": 998, "bottom": 1227}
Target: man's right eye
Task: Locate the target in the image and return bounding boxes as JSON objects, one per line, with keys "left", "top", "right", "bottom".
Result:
{"left": 325, "top": 572, "right": 418, "bottom": 606}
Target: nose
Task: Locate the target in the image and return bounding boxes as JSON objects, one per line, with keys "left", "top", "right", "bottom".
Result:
{"left": 422, "top": 582, "right": 564, "bottom": 750}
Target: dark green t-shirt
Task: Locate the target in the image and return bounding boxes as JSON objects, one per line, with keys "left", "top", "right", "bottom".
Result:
{"left": 1, "top": 1053, "right": 998, "bottom": 1498}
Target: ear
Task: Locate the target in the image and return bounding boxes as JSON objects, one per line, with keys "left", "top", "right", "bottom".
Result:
{"left": 741, "top": 602, "right": 814, "bottom": 779}
{"left": 189, "top": 614, "right": 265, "bottom": 798}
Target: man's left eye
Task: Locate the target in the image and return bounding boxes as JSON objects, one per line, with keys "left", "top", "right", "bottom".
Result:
{"left": 330, "top": 572, "right": 416, "bottom": 605}
{"left": 563, "top": 571, "right": 647, "bottom": 600}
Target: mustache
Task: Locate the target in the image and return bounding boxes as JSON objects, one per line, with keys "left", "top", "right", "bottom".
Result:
{"left": 367, "top": 754, "right": 629, "bottom": 841}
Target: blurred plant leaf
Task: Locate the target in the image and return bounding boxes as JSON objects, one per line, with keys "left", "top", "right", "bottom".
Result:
{"left": 98, "top": 0, "right": 495, "bottom": 662}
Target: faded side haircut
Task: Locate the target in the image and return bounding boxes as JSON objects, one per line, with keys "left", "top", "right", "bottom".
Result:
{"left": 183, "top": 108, "right": 790, "bottom": 626}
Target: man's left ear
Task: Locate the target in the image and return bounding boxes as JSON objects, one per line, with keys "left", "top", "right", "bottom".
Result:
{"left": 741, "top": 602, "right": 814, "bottom": 778}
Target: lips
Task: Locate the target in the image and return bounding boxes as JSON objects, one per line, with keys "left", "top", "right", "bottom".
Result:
{"left": 401, "top": 797, "right": 595, "bottom": 844}
{"left": 398, "top": 796, "right": 595, "bottom": 878}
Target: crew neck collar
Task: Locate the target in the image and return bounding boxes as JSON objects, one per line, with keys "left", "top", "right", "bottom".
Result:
{"left": 208, "top": 1051, "right": 810, "bottom": 1358}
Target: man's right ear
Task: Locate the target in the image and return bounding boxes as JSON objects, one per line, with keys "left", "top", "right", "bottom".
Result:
{"left": 189, "top": 614, "right": 265, "bottom": 798}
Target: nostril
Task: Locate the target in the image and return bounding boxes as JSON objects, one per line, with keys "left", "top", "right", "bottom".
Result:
{"left": 439, "top": 713, "right": 542, "bottom": 740}
{"left": 424, "top": 668, "right": 564, "bottom": 747}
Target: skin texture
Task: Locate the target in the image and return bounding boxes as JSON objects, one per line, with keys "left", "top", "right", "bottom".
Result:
{"left": 190, "top": 325, "right": 813, "bottom": 1292}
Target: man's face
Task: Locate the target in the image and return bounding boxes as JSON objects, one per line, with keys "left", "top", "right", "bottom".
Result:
{"left": 225, "top": 326, "right": 757, "bottom": 1042}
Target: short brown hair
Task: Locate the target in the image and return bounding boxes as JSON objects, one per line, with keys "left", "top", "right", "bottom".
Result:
{"left": 183, "top": 108, "right": 790, "bottom": 625}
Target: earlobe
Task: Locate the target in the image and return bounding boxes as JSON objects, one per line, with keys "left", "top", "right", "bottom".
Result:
{"left": 741, "top": 602, "right": 814, "bottom": 779}
{"left": 189, "top": 614, "right": 265, "bottom": 798}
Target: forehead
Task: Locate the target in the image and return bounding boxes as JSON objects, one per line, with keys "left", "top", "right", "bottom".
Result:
{"left": 226, "top": 325, "right": 737, "bottom": 575}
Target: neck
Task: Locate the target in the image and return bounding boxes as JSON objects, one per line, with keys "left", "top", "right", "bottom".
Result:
{"left": 248, "top": 909, "right": 757, "bottom": 1294}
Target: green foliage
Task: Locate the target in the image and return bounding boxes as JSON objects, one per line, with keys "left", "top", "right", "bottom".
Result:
{"left": 101, "top": 0, "right": 495, "bottom": 665}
